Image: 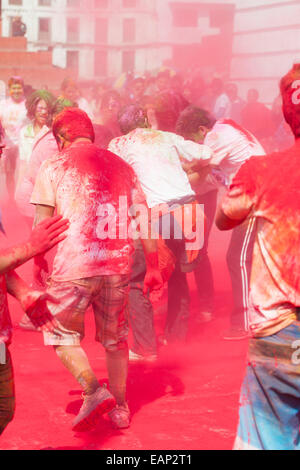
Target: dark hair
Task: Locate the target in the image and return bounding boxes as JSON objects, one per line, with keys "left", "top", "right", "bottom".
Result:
{"left": 280, "top": 64, "right": 300, "bottom": 138}
{"left": 118, "top": 104, "right": 147, "bottom": 134}
{"left": 153, "top": 91, "right": 183, "bottom": 132}
{"left": 175, "top": 106, "right": 216, "bottom": 139}
{"left": 52, "top": 108, "right": 95, "bottom": 143}
{"left": 52, "top": 98, "right": 78, "bottom": 118}
{"left": 25, "top": 89, "right": 55, "bottom": 122}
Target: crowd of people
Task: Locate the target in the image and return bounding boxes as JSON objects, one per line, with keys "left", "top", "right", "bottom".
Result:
{"left": 0, "top": 62, "right": 299, "bottom": 450}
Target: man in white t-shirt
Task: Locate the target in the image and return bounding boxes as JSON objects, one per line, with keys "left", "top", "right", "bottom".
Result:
{"left": 176, "top": 106, "right": 266, "bottom": 339}
{"left": 0, "top": 77, "right": 28, "bottom": 199}
{"left": 109, "top": 104, "right": 212, "bottom": 359}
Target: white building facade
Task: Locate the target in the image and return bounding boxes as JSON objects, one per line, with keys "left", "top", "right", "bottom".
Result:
{"left": 1, "top": 0, "right": 300, "bottom": 103}
{"left": 1, "top": 0, "right": 161, "bottom": 79}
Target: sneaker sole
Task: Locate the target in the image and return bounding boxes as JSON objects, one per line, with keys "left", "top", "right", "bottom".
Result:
{"left": 72, "top": 397, "right": 116, "bottom": 432}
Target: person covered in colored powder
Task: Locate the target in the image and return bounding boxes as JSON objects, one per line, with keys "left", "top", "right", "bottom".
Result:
{"left": 109, "top": 105, "right": 212, "bottom": 360}
{"left": 30, "top": 108, "right": 164, "bottom": 431}
{"left": 0, "top": 120, "right": 69, "bottom": 435}
{"left": 216, "top": 64, "right": 300, "bottom": 450}
{"left": 175, "top": 107, "right": 266, "bottom": 336}
{"left": 0, "top": 77, "right": 28, "bottom": 199}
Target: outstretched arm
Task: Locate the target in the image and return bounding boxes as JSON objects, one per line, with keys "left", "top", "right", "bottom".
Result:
{"left": 0, "top": 214, "right": 68, "bottom": 274}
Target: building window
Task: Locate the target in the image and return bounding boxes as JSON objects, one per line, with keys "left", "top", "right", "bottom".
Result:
{"left": 67, "top": 18, "right": 80, "bottom": 42}
{"left": 67, "top": 50, "right": 79, "bottom": 73}
{"left": 172, "top": 7, "right": 199, "bottom": 28}
{"left": 95, "top": 18, "right": 108, "bottom": 44}
{"left": 95, "top": 50, "right": 107, "bottom": 76}
{"left": 123, "top": 18, "right": 135, "bottom": 42}
{"left": 123, "top": 0, "right": 136, "bottom": 7}
{"left": 9, "top": 0, "right": 22, "bottom": 4}
{"left": 122, "top": 50, "right": 135, "bottom": 72}
{"left": 38, "top": 0, "right": 51, "bottom": 5}
{"left": 94, "top": 0, "right": 108, "bottom": 7}
{"left": 38, "top": 18, "right": 51, "bottom": 42}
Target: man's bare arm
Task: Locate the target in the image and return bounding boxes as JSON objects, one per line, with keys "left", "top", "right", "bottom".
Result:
{"left": 0, "top": 214, "right": 68, "bottom": 274}
{"left": 6, "top": 270, "right": 36, "bottom": 310}
{"left": 215, "top": 207, "right": 247, "bottom": 231}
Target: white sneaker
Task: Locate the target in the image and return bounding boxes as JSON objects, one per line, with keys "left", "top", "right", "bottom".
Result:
{"left": 72, "top": 386, "right": 116, "bottom": 432}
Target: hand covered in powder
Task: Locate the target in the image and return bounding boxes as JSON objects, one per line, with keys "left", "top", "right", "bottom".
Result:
{"left": 29, "top": 215, "right": 69, "bottom": 257}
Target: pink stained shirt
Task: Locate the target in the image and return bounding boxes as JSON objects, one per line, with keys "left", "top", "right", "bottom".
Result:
{"left": 220, "top": 139, "right": 300, "bottom": 337}
{"left": 31, "top": 141, "right": 146, "bottom": 282}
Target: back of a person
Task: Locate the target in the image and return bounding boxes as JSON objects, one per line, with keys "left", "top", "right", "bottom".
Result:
{"left": 233, "top": 143, "right": 300, "bottom": 335}
{"left": 242, "top": 101, "right": 274, "bottom": 140}
{"left": 110, "top": 127, "right": 195, "bottom": 208}
{"left": 252, "top": 144, "right": 300, "bottom": 296}
{"left": 38, "top": 142, "right": 136, "bottom": 281}
{"left": 206, "top": 119, "right": 266, "bottom": 184}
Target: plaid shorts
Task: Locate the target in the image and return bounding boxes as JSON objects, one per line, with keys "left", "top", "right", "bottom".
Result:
{"left": 44, "top": 275, "right": 130, "bottom": 349}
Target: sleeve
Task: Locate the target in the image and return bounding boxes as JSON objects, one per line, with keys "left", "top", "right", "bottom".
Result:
{"left": 220, "top": 158, "right": 257, "bottom": 221}
{"left": 204, "top": 130, "right": 229, "bottom": 166}
{"left": 29, "top": 135, "right": 58, "bottom": 184}
{"left": 30, "top": 161, "right": 56, "bottom": 208}
{"left": 172, "top": 134, "right": 213, "bottom": 166}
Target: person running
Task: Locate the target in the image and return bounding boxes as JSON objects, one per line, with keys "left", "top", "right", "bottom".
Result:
{"left": 30, "top": 107, "right": 163, "bottom": 431}
{"left": 0, "top": 121, "right": 69, "bottom": 436}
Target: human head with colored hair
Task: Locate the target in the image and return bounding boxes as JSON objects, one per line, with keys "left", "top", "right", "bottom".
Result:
{"left": 280, "top": 63, "right": 300, "bottom": 138}
{"left": 118, "top": 104, "right": 148, "bottom": 135}
{"left": 60, "top": 77, "right": 80, "bottom": 103}
{"left": 176, "top": 106, "right": 216, "bottom": 143}
{"left": 52, "top": 98, "right": 78, "bottom": 118}
{"left": 26, "top": 89, "right": 55, "bottom": 127}
{"left": 8, "top": 76, "right": 25, "bottom": 103}
{"left": 52, "top": 107, "right": 95, "bottom": 150}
